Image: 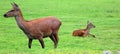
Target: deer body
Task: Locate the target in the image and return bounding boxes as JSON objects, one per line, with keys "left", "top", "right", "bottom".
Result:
{"left": 4, "top": 3, "right": 61, "bottom": 48}
{"left": 17, "top": 16, "right": 61, "bottom": 39}
{"left": 72, "top": 21, "right": 95, "bottom": 38}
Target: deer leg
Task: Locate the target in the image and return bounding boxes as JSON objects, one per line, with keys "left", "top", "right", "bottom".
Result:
{"left": 89, "top": 34, "right": 96, "bottom": 38}
{"left": 83, "top": 34, "right": 87, "bottom": 37}
{"left": 38, "top": 37, "right": 45, "bottom": 48}
{"left": 28, "top": 38, "right": 33, "bottom": 49}
{"left": 49, "top": 34, "right": 57, "bottom": 48}
{"left": 53, "top": 32, "right": 59, "bottom": 47}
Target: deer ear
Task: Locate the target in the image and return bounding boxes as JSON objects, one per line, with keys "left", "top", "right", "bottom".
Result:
{"left": 87, "top": 20, "right": 90, "bottom": 24}
{"left": 12, "top": 2, "right": 19, "bottom": 10}
{"left": 13, "top": 2, "right": 18, "bottom": 7}
{"left": 11, "top": 3, "right": 14, "bottom": 6}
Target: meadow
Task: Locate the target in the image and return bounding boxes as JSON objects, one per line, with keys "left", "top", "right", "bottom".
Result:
{"left": 0, "top": 0, "right": 120, "bottom": 54}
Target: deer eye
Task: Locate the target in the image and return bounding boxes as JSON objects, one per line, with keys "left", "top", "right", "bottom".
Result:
{"left": 10, "top": 10, "right": 15, "bottom": 12}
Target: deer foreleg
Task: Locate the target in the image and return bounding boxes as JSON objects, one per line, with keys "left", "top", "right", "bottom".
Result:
{"left": 28, "top": 38, "right": 33, "bottom": 49}
{"left": 38, "top": 37, "right": 45, "bottom": 48}
{"left": 83, "top": 33, "right": 88, "bottom": 37}
{"left": 89, "top": 34, "right": 96, "bottom": 38}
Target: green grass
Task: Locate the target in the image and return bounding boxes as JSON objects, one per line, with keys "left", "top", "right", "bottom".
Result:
{"left": 0, "top": 0, "right": 120, "bottom": 54}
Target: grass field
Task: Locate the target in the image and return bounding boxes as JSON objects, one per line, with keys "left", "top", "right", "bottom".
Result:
{"left": 0, "top": 0, "right": 120, "bottom": 54}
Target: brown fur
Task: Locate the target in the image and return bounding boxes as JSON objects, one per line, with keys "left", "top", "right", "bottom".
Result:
{"left": 3, "top": 3, "right": 61, "bottom": 49}
{"left": 73, "top": 29, "right": 85, "bottom": 36}
{"left": 72, "top": 21, "right": 95, "bottom": 38}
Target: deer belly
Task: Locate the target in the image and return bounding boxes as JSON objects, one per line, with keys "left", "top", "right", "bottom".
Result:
{"left": 27, "top": 34, "right": 35, "bottom": 39}
{"left": 23, "top": 31, "right": 35, "bottom": 39}
{"left": 43, "top": 31, "right": 52, "bottom": 38}
{"left": 73, "top": 31, "right": 84, "bottom": 36}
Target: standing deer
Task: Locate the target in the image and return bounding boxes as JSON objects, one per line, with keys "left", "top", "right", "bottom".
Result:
{"left": 72, "top": 21, "right": 96, "bottom": 38}
{"left": 3, "top": 3, "right": 61, "bottom": 49}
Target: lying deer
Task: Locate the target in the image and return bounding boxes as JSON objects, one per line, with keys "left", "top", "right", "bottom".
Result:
{"left": 3, "top": 3, "right": 61, "bottom": 49}
{"left": 72, "top": 21, "right": 96, "bottom": 38}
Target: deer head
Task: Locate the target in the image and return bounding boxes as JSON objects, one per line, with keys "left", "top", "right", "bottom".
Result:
{"left": 87, "top": 21, "right": 96, "bottom": 28}
{"left": 4, "top": 2, "right": 19, "bottom": 18}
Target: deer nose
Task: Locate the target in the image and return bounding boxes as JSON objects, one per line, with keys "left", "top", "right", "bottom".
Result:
{"left": 3, "top": 14, "right": 7, "bottom": 17}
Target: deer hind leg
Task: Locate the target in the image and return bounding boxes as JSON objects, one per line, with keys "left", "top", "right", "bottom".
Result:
{"left": 38, "top": 37, "right": 45, "bottom": 48}
{"left": 55, "top": 33, "right": 59, "bottom": 43}
{"left": 28, "top": 38, "right": 33, "bottom": 49}
{"left": 49, "top": 34, "right": 57, "bottom": 48}
{"left": 53, "top": 31, "right": 59, "bottom": 48}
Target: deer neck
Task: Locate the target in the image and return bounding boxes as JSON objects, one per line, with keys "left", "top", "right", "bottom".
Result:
{"left": 85, "top": 26, "right": 91, "bottom": 33}
{"left": 14, "top": 10, "right": 27, "bottom": 31}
